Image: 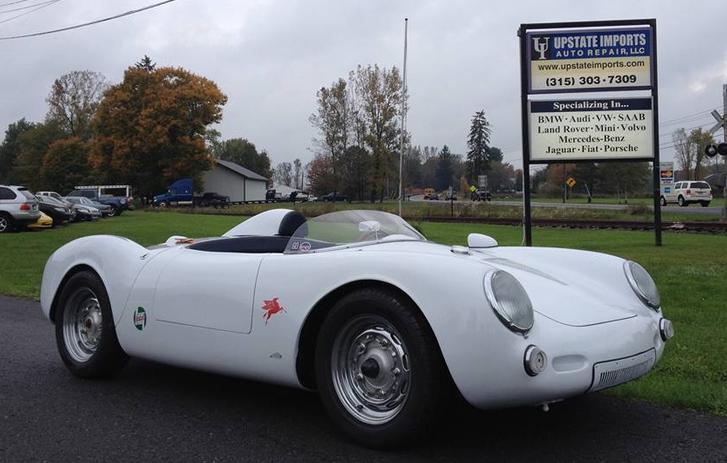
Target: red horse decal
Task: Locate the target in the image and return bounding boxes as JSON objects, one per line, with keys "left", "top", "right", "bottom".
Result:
{"left": 261, "top": 298, "right": 286, "bottom": 324}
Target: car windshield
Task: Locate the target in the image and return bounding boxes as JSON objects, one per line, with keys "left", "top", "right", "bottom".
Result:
{"left": 284, "top": 210, "right": 424, "bottom": 254}
{"left": 691, "top": 182, "right": 710, "bottom": 189}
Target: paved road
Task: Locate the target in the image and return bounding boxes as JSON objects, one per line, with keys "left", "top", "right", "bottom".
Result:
{"left": 410, "top": 195, "right": 725, "bottom": 216}
{"left": 2, "top": 295, "right": 726, "bottom": 462}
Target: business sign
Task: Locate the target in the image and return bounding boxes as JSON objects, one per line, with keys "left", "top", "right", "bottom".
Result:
{"left": 519, "top": 20, "right": 661, "bottom": 246}
{"left": 659, "top": 162, "right": 674, "bottom": 184}
{"left": 528, "top": 28, "right": 652, "bottom": 93}
{"left": 477, "top": 175, "right": 488, "bottom": 188}
{"left": 529, "top": 97, "right": 653, "bottom": 161}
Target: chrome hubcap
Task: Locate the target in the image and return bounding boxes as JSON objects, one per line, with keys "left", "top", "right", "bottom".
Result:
{"left": 331, "top": 315, "right": 411, "bottom": 425}
{"left": 0, "top": 217, "right": 7, "bottom": 232}
{"left": 62, "top": 289, "right": 102, "bottom": 363}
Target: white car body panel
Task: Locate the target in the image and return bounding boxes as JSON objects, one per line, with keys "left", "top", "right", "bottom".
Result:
{"left": 40, "top": 211, "right": 668, "bottom": 410}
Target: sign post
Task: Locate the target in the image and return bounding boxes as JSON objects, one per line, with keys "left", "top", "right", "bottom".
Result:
{"left": 519, "top": 19, "right": 661, "bottom": 246}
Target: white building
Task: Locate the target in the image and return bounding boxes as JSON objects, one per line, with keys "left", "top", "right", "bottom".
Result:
{"left": 202, "top": 159, "right": 268, "bottom": 202}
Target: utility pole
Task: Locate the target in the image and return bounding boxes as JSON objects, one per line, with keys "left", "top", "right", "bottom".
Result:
{"left": 398, "top": 18, "right": 408, "bottom": 217}
{"left": 708, "top": 84, "right": 727, "bottom": 220}
{"left": 723, "top": 84, "right": 726, "bottom": 221}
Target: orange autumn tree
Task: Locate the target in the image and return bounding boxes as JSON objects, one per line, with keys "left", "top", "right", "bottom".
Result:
{"left": 90, "top": 64, "right": 227, "bottom": 199}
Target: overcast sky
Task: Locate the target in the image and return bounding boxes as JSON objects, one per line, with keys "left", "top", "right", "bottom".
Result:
{"left": 1, "top": 0, "right": 725, "bottom": 170}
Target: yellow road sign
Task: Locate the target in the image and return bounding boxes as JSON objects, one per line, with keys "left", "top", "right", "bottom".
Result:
{"left": 566, "top": 177, "right": 576, "bottom": 188}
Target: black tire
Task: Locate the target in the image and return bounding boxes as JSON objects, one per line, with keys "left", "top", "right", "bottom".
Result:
{"left": 54, "top": 270, "right": 128, "bottom": 378}
{"left": 677, "top": 196, "right": 686, "bottom": 207}
{"left": 107, "top": 206, "right": 118, "bottom": 217}
{"left": 701, "top": 201, "right": 710, "bottom": 207}
{"left": 0, "top": 213, "right": 13, "bottom": 233}
{"left": 314, "top": 287, "right": 446, "bottom": 449}
{"left": 660, "top": 196, "right": 667, "bottom": 207}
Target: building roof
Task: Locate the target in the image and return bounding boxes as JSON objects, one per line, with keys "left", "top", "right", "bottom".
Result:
{"left": 215, "top": 159, "right": 268, "bottom": 182}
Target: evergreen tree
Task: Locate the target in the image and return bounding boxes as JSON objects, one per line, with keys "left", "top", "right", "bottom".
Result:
{"left": 135, "top": 55, "right": 156, "bottom": 71}
{"left": 466, "top": 110, "right": 492, "bottom": 181}
{"left": 435, "top": 145, "right": 454, "bottom": 190}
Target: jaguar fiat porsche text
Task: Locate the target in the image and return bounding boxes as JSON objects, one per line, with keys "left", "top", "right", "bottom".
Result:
{"left": 40, "top": 209, "right": 673, "bottom": 448}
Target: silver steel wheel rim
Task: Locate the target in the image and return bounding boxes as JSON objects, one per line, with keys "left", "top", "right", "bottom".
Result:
{"left": 331, "top": 315, "right": 411, "bottom": 425}
{"left": 62, "top": 288, "right": 103, "bottom": 363}
{"left": 0, "top": 217, "right": 7, "bottom": 232}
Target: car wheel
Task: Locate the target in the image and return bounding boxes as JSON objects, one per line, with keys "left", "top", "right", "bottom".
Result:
{"left": 55, "top": 270, "right": 128, "bottom": 378}
{"left": 677, "top": 196, "right": 686, "bottom": 207}
{"left": 0, "top": 213, "right": 12, "bottom": 233}
{"left": 701, "top": 201, "right": 710, "bottom": 207}
{"left": 106, "top": 206, "right": 117, "bottom": 217}
{"left": 315, "top": 288, "right": 445, "bottom": 448}
{"left": 660, "top": 196, "right": 666, "bottom": 207}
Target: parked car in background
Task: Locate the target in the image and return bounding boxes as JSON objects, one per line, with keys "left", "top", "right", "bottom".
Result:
{"left": 36, "top": 195, "right": 73, "bottom": 226}
{"left": 0, "top": 185, "right": 40, "bottom": 233}
{"left": 661, "top": 181, "right": 713, "bottom": 207}
{"left": 72, "top": 185, "right": 134, "bottom": 209}
{"left": 291, "top": 191, "right": 310, "bottom": 202}
{"left": 28, "top": 212, "right": 53, "bottom": 229}
{"left": 67, "top": 189, "right": 128, "bottom": 216}
{"left": 65, "top": 197, "right": 108, "bottom": 218}
{"left": 471, "top": 189, "right": 492, "bottom": 202}
{"left": 196, "top": 192, "right": 230, "bottom": 208}
{"left": 321, "top": 192, "right": 349, "bottom": 202}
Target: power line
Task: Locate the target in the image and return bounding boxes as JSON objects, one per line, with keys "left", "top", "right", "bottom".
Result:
{"left": 0, "top": 0, "right": 34, "bottom": 8}
{"left": 0, "top": 0, "right": 176, "bottom": 40}
{"left": 0, "top": 0, "right": 56, "bottom": 14}
{"left": 0, "top": 0, "right": 58, "bottom": 25}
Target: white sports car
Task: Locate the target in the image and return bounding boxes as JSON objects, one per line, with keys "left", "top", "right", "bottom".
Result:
{"left": 40, "top": 209, "right": 673, "bottom": 448}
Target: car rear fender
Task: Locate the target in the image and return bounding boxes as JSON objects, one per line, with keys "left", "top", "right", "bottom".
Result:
{"left": 40, "top": 235, "right": 149, "bottom": 325}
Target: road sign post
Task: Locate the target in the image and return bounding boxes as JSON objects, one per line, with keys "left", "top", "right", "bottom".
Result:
{"left": 519, "top": 19, "right": 661, "bottom": 246}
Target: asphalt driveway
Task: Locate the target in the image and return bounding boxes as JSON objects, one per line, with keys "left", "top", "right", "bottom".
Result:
{"left": 1, "top": 295, "right": 725, "bottom": 462}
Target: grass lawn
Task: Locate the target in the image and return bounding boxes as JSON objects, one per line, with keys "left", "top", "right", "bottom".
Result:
{"left": 1, "top": 210, "right": 725, "bottom": 416}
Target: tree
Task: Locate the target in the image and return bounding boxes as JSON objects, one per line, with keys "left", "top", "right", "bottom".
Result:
{"left": 488, "top": 161, "right": 516, "bottom": 192}
{"left": 13, "top": 121, "right": 65, "bottom": 190}
{"left": 293, "top": 158, "right": 303, "bottom": 189}
{"left": 91, "top": 65, "right": 227, "bottom": 197}
{"left": 41, "top": 138, "right": 92, "bottom": 193}
{"left": 353, "top": 64, "right": 407, "bottom": 201}
{"left": 46, "top": 70, "right": 108, "bottom": 139}
{"left": 486, "top": 146, "right": 503, "bottom": 163}
{"left": 402, "top": 146, "right": 422, "bottom": 189}
{"left": 339, "top": 145, "right": 371, "bottom": 200}
{"left": 687, "top": 128, "right": 715, "bottom": 179}
{"left": 273, "top": 161, "right": 293, "bottom": 186}
{"left": 307, "top": 153, "right": 336, "bottom": 195}
{"left": 466, "top": 110, "right": 492, "bottom": 181}
{"left": 673, "top": 127, "right": 715, "bottom": 180}
{"left": 135, "top": 55, "right": 156, "bottom": 71}
{"left": 310, "top": 78, "right": 351, "bottom": 196}
{"left": 213, "top": 138, "right": 272, "bottom": 179}
{"left": 435, "top": 145, "right": 455, "bottom": 190}
{"left": 0, "top": 119, "right": 34, "bottom": 183}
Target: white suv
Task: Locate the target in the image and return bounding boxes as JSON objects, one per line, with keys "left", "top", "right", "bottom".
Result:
{"left": 661, "top": 181, "right": 713, "bottom": 207}
{"left": 0, "top": 185, "right": 41, "bottom": 232}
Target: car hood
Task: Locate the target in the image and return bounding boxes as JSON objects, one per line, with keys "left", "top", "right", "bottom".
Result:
{"left": 367, "top": 241, "right": 643, "bottom": 327}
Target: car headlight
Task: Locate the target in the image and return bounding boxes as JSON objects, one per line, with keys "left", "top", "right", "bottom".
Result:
{"left": 484, "top": 270, "right": 534, "bottom": 333}
{"left": 624, "top": 261, "right": 660, "bottom": 309}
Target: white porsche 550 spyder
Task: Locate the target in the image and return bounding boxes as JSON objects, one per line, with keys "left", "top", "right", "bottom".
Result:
{"left": 41, "top": 209, "right": 673, "bottom": 447}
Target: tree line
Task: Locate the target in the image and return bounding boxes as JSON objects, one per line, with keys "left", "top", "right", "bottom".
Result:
{"left": 0, "top": 56, "right": 272, "bottom": 199}
{"left": 304, "top": 66, "right": 520, "bottom": 199}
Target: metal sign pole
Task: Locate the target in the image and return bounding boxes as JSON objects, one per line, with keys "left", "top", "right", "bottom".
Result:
{"left": 650, "top": 19, "right": 662, "bottom": 246}
{"left": 518, "top": 25, "right": 533, "bottom": 246}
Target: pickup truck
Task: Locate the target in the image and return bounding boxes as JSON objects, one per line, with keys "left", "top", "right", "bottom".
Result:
{"left": 67, "top": 189, "right": 129, "bottom": 216}
{"left": 153, "top": 178, "right": 230, "bottom": 207}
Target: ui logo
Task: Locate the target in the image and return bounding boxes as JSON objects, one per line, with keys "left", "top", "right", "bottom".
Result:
{"left": 532, "top": 36, "right": 549, "bottom": 60}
